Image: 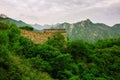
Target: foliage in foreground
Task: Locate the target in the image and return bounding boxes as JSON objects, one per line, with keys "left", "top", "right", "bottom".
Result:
{"left": 0, "top": 21, "right": 120, "bottom": 80}
{"left": 0, "top": 22, "right": 52, "bottom": 80}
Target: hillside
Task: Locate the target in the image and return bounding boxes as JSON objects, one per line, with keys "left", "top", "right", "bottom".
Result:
{"left": 53, "top": 19, "right": 120, "bottom": 42}
{"left": 0, "top": 14, "right": 30, "bottom": 27}
{"left": 0, "top": 21, "right": 120, "bottom": 80}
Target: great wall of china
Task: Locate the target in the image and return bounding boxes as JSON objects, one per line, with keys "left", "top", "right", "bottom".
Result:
{"left": 20, "top": 29, "right": 66, "bottom": 44}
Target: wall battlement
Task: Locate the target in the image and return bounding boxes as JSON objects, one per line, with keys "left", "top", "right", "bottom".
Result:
{"left": 20, "top": 29, "right": 66, "bottom": 44}
{"left": 44, "top": 29, "right": 66, "bottom": 33}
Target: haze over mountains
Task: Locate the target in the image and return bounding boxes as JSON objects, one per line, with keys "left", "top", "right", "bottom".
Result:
{"left": 0, "top": 14, "right": 120, "bottom": 43}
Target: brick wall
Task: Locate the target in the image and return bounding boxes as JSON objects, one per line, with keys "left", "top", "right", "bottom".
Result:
{"left": 20, "top": 29, "right": 66, "bottom": 44}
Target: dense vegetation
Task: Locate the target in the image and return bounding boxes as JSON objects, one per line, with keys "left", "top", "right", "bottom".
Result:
{"left": 20, "top": 26, "right": 34, "bottom": 31}
{"left": 0, "top": 22, "right": 52, "bottom": 80}
{"left": 0, "top": 21, "right": 120, "bottom": 80}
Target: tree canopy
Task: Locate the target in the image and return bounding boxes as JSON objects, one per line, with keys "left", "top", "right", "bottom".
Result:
{"left": 0, "top": 21, "right": 120, "bottom": 80}
{"left": 20, "top": 26, "right": 34, "bottom": 31}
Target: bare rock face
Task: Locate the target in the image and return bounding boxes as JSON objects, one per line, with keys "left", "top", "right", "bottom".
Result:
{"left": 0, "top": 14, "right": 7, "bottom": 18}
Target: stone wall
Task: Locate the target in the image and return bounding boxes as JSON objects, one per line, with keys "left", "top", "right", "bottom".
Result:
{"left": 20, "top": 29, "right": 66, "bottom": 44}
{"left": 44, "top": 29, "right": 66, "bottom": 33}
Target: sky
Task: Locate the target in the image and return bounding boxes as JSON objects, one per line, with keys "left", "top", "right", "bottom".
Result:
{"left": 0, "top": 0, "right": 120, "bottom": 26}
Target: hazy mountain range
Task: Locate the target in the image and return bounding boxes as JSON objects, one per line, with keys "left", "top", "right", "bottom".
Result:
{"left": 31, "top": 24, "right": 54, "bottom": 30}
{"left": 0, "top": 14, "right": 120, "bottom": 43}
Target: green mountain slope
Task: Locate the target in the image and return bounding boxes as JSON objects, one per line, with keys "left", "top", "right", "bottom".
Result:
{"left": 55, "top": 19, "right": 120, "bottom": 43}
{"left": 0, "top": 14, "right": 30, "bottom": 27}
{"left": 112, "top": 24, "right": 120, "bottom": 36}
{"left": 7, "top": 18, "right": 30, "bottom": 27}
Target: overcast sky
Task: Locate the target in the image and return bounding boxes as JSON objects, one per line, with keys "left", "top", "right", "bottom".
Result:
{"left": 0, "top": 0, "right": 120, "bottom": 25}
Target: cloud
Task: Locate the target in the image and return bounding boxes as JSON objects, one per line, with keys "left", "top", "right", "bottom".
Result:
{"left": 0, "top": 0, "right": 120, "bottom": 25}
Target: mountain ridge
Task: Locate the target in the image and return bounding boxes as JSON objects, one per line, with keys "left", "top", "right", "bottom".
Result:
{"left": 0, "top": 14, "right": 30, "bottom": 27}
{"left": 51, "top": 19, "right": 120, "bottom": 43}
{"left": 0, "top": 14, "right": 120, "bottom": 43}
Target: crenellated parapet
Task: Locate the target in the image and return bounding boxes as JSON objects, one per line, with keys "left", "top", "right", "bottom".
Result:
{"left": 44, "top": 29, "right": 66, "bottom": 33}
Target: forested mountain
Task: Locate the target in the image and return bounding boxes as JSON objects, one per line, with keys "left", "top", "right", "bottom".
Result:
{"left": 54, "top": 19, "right": 120, "bottom": 42}
{"left": 112, "top": 24, "right": 120, "bottom": 36}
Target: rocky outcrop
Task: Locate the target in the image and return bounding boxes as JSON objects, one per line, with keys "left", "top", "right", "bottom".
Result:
{"left": 0, "top": 14, "right": 7, "bottom": 18}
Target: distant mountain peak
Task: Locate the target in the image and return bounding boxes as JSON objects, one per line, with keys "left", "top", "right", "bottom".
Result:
{"left": 112, "top": 24, "right": 120, "bottom": 27}
{"left": 0, "top": 14, "right": 7, "bottom": 18}
{"left": 82, "top": 19, "right": 93, "bottom": 24}
{"left": 86, "top": 19, "right": 91, "bottom": 22}
{"left": 76, "top": 19, "right": 93, "bottom": 25}
{"left": 18, "top": 20, "right": 24, "bottom": 22}
{"left": 33, "top": 23, "right": 40, "bottom": 25}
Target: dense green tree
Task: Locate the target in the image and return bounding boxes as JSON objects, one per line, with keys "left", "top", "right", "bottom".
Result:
{"left": 0, "top": 22, "right": 52, "bottom": 80}
{"left": 28, "top": 56, "right": 52, "bottom": 72}
{"left": 46, "top": 32, "right": 66, "bottom": 52}
{"left": 0, "top": 20, "right": 10, "bottom": 30}
{"left": 18, "top": 36, "right": 34, "bottom": 57}
{"left": 67, "top": 40, "right": 91, "bottom": 62}
{"left": 20, "top": 26, "right": 34, "bottom": 31}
